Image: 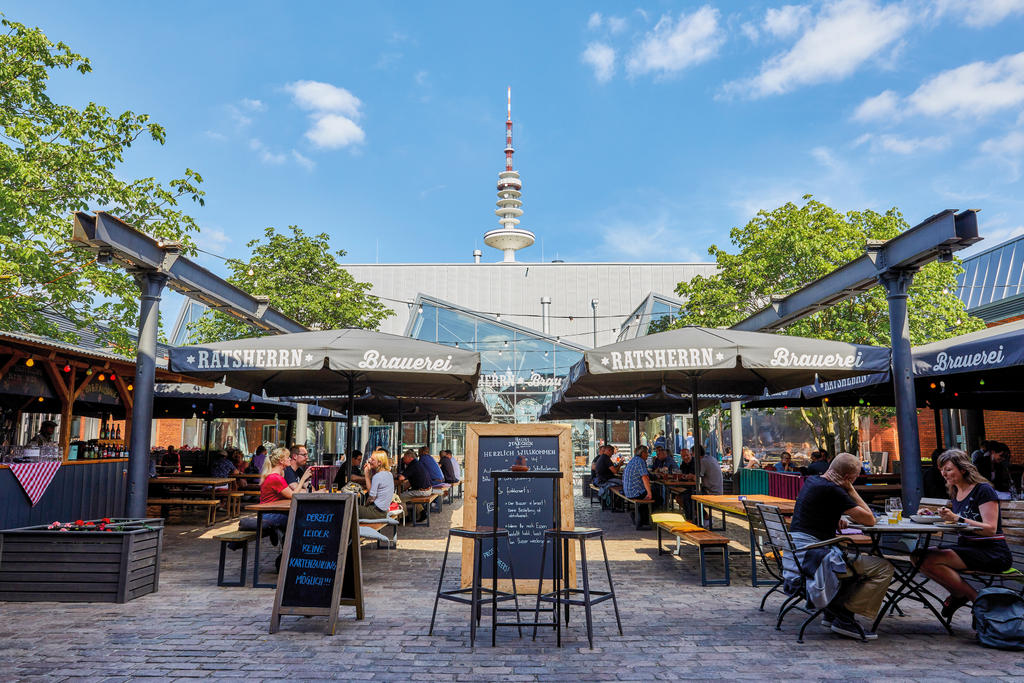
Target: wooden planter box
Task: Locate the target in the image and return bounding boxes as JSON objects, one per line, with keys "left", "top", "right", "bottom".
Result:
{"left": 0, "top": 518, "right": 164, "bottom": 603}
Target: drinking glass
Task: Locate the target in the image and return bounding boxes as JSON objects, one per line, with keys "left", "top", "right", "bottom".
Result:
{"left": 891, "top": 497, "right": 903, "bottom": 522}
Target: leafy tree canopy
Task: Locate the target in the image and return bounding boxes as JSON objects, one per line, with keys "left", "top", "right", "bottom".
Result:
{"left": 187, "top": 225, "right": 393, "bottom": 342}
{"left": 670, "top": 196, "right": 984, "bottom": 455}
{"left": 0, "top": 16, "right": 205, "bottom": 351}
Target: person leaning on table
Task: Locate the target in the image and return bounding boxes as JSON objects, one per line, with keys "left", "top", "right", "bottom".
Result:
{"left": 915, "top": 449, "right": 1013, "bottom": 620}
{"left": 785, "top": 452, "right": 894, "bottom": 641}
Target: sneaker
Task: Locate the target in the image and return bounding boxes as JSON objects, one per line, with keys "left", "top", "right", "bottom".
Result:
{"left": 821, "top": 614, "right": 834, "bottom": 628}
{"left": 830, "top": 619, "right": 878, "bottom": 641}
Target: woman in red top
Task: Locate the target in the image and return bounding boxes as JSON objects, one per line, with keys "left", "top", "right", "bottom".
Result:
{"left": 260, "top": 447, "right": 312, "bottom": 531}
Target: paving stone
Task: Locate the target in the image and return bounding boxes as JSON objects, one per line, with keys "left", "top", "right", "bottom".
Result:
{"left": 2, "top": 487, "right": 1020, "bottom": 681}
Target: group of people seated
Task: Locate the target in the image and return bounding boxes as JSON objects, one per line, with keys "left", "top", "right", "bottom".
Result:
{"left": 785, "top": 449, "right": 1013, "bottom": 640}
{"left": 740, "top": 447, "right": 838, "bottom": 475}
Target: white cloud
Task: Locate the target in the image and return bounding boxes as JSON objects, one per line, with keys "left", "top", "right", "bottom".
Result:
{"left": 626, "top": 6, "right": 724, "bottom": 77}
{"left": 852, "top": 89, "right": 900, "bottom": 121}
{"left": 249, "top": 138, "right": 286, "bottom": 164}
{"left": 855, "top": 133, "right": 951, "bottom": 154}
{"left": 980, "top": 128, "right": 1024, "bottom": 180}
{"left": 598, "top": 221, "right": 703, "bottom": 261}
{"left": 305, "top": 114, "right": 366, "bottom": 149}
{"left": 905, "top": 52, "right": 1024, "bottom": 119}
{"left": 587, "top": 12, "right": 603, "bottom": 30}
{"left": 764, "top": 4, "right": 811, "bottom": 38}
{"left": 291, "top": 149, "right": 315, "bottom": 171}
{"left": 204, "top": 130, "right": 227, "bottom": 141}
{"left": 934, "top": 0, "right": 1024, "bottom": 28}
{"left": 285, "top": 80, "right": 362, "bottom": 118}
{"left": 607, "top": 16, "right": 627, "bottom": 34}
{"left": 740, "top": 22, "right": 760, "bottom": 42}
{"left": 227, "top": 106, "right": 252, "bottom": 128}
{"left": 723, "top": 0, "right": 912, "bottom": 98}
{"left": 582, "top": 42, "right": 616, "bottom": 83}
{"left": 239, "top": 98, "right": 266, "bottom": 112}
{"left": 200, "top": 227, "right": 231, "bottom": 255}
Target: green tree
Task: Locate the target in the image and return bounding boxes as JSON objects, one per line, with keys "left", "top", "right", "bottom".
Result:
{"left": 673, "top": 196, "right": 985, "bottom": 455}
{"left": 187, "top": 225, "right": 393, "bottom": 342}
{"left": 0, "top": 17, "right": 205, "bottom": 350}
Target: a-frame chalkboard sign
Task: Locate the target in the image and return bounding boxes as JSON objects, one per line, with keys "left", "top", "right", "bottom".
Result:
{"left": 269, "top": 492, "right": 365, "bottom": 635}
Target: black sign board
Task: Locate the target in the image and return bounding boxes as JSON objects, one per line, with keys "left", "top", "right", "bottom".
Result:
{"left": 475, "top": 435, "right": 560, "bottom": 581}
{"left": 270, "top": 493, "right": 364, "bottom": 634}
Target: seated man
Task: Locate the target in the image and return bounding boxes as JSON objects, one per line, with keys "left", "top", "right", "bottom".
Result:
{"left": 785, "top": 453, "right": 893, "bottom": 641}
{"left": 774, "top": 452, "right": 798, "bottom": 473}
{"left": 398, "top": 449, "right": 433, "bottom": 521}
{"left": 696, "top": 445, "right": 723, "bottom": 495}
{"left": 650, "top": 445, "right": 679, "bottom": 473}
{"left": 805, "top": 449, "right": 829, "bottom": 476}
{"left": 283, "top": 443, "right": 310, "bottom": 491}
{"left": 976, "top": 442, "right": 1013, "bottom": 498}
{"left": 677, "top": 448, "right": 696, "bottom": 475}
{"left": 439, "top": 449, "right": 461, "bottom": 483}
{"left": 418, "top": 446, "right": 445, "bottom": 487}
{"left": 245, "top": 445, "right": 267, "bottom": 474}
{"left": 921, "top": 448, "right": 947, "bottom": 499}
{"left": 621, "top": 447, "right": 660, "bottom": 525}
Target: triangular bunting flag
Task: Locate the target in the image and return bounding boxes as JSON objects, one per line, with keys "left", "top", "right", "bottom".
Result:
{"left": 9, "top": 461, "right": 62, "bottom": 506}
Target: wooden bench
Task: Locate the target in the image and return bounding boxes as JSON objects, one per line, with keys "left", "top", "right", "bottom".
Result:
{"left": 214, "top": 491, "right": 244, "bottom": 518}
{"left": 589, "top": 483, "right": 602, "bottom": 507}
{"left": 961, "top": 501, "right": 1024, "bottom": 595}
{"left": 612, "top": 488, "right": 655, "bottom": 530}
{"left": 211, "top": 530, "right": 257, "bottom": 586}
{"left": 431, "top": 484, "right": 451, "bottom": 511}
{"left": 654, "top": 515, "right": 731, "bottom": 586}
{"left": 359, "top": 521, "right": 396, "bottom": 549}
{"left": 146, "top": 498, "right": 219, "bottom": 526}
{"left": 403, "top": 493, "right": 439, "bottom": 527}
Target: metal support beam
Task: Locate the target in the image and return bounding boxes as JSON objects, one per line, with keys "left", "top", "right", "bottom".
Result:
{"left": 732, "top": 210, "right": 980, "bottom": 332}
{"left": 126, "top": 271, "right": 168, "bottom": 518}
{"left": 294, "top": 404, "right": 308, "bottom": 447}
{"left": 72, "top": 212, "right": 305, "bottom": 334}
{"left": 730, "top": 401, "right": 743, "bottom": 473}
{"left": 941, "top": 410, "right": 957, "bottom": 450}
{"left": 879, "top": 268, "right": 921, "bottom": 512}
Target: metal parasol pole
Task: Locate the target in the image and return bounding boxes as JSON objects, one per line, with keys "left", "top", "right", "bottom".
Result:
{"left": 345, "top": 376, "right": 355, "bottom": 482}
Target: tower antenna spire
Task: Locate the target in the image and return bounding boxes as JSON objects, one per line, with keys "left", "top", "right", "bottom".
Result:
{"left": 484, "top": 88, "right": 534, "bottom": 263}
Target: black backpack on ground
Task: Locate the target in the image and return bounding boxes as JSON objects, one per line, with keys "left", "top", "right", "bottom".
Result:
{"left": 972, "top": 587, "right": 1024, "bottom": 650}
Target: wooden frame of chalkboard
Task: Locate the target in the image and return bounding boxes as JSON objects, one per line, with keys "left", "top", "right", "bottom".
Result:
{"left": 269, "top": 493, "right": 365, "bottom": 635}
{"left": 462, "top": 423, "right": 575, "bottom": 594}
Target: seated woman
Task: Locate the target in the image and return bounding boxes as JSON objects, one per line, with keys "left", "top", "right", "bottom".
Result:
{"left": 773, "top": 452, "right": 797, "bottom": 473}
{"left": 258, "top": 447, "right": 312, "bottom": 540}
{"left": 917, "top": 449, "right": 1013, "bottom": 619}
{"left": 358, "top": 453, "right": 397, "bottom": 540}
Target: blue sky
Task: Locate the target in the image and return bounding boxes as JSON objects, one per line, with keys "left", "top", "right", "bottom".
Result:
{"left": 10, "top": 0, "right": 1024, "bottom": 279}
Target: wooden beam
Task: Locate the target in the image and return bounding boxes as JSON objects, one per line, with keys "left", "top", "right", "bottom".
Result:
{"left": 72, "top": 371, "right": 97, "bottom": 402}
{"left": 0, "top": 354, "right": 20, "bottom": 383}
{"left": 112, "top": 373, "right": 133, "bottom": 411}
{"left": 40, "top": 359, "right": 70, "bottom": 402}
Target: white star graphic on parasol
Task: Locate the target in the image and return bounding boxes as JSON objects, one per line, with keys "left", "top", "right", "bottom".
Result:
{"left": 601, "top": 357, "right": 609, "bottom": 366}
{"left": 186, "top": 355, "right": 196, "bottom": 364}
{"left": 305, "top": 354, "right": 313, "bottom": 362}
{"left": 715, "top": 352, "right": 724, "bottom": 361}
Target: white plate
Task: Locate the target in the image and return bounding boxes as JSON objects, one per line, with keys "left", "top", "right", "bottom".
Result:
{"left": 934, "top": 522, "right": 969, "bottom": 530}
{"left": 909, "top": 515, "right": 938, "bottom": 524}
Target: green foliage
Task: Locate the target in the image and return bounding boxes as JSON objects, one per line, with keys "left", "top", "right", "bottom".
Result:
{"left": 186, "top": 225, "right": 393, "bottom": 342}
{"left": 673, "top": 195, "right": 984, "bottom": 454}
{"left": 0, "top": 16, "right": 205, "bottom": 351}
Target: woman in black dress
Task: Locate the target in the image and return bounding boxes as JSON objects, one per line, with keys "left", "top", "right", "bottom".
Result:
{"left": 917, "top": 449, "right": 1012, "bottom": 618}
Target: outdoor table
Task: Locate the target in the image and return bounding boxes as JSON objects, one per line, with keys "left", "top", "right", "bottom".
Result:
{"left": 244, "top": 500, "right": 290, "bottom": 588}
{"left": 847, "top": 520, "right": 951, "bottom": 634}
{"left": 148, "top": 476, "right": 234, "bottom": 497}
{"left": 650, "top": 475, "right": 694, "bottom": 513}
{"left": 692, "top": 494, "right": 796, "bottom": 587}
{"left": 853, "top": 483, "right": 902, "bottom": 501}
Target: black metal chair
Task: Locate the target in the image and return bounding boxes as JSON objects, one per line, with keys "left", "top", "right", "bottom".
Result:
{"left": 533, "top": 526, "right": 622, "bottom": 649}
{"left": 757, "top": 504, "right": 866, "bottom": 643}
{"left": 429, "top": 526, "right": 522, "bottom": 647}
{"left": 742, "top": 499, "right": 785, "bottom": 609}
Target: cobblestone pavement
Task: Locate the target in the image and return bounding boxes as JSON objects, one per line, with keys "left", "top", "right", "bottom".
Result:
{"left": 2, "top": 488, "right": 1023, "bottom": 682}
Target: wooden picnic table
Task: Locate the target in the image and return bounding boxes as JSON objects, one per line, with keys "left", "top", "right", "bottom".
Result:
{"left": 149, "top": 476, "right": 234, "bottom": 487}
{"left": 244, "top": 500, "right": 291, "bottom": 588}
{"left": 691, "top": 494, "right": 796, "bottom": 587}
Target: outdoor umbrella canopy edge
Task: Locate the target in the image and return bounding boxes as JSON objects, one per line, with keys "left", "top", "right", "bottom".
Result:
{"left": 560, "top": 326, "right": 890, "bottom": 496}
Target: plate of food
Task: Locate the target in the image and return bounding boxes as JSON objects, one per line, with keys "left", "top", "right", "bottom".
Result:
{"left": 909, "top": 515, "right": 938, "bottom": 524}
{"left": 934, "top": 522, "right": 970, "bottom": 530}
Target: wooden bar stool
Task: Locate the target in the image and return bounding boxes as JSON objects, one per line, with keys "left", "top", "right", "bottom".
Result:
{"left": 429, "top": 526, "right": 523, "bottom": 647}
{"left": 533, "top": 526, "right": 622, "bottom": 648}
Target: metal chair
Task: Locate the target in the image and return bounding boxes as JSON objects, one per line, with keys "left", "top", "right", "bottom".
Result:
{"left": 756, "top": 504, "right": 866, "bottom": 643}
{"left": 742, "top": 498, "right": 785, "bottom": 608}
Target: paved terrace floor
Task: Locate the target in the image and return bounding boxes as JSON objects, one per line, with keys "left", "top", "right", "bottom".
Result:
{"left": 2, "top": 488, "right": 1023, "bottom": 682}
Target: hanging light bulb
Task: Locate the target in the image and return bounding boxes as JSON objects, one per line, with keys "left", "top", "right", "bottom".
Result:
{"left": 503, "top": 340, "right": 508, "bottom": 347}
{"left": 234, "top": 403, "right": 240, "bottom": 409}
{"left": 418, "top": 305, "right": 424, "bottom": 314}
{"left": 38, "top": 396, "right": 44, "bottom": 402}
{"left": 25, "top": 358, "right": 34, "bottom": 367}
{"left": 109, "top": 372, "right": 116, "bottom": 381}
{"left": 98, "top": 374, "right": 106, "bottom": 381}
{"left": 63, "top": 364, "right": 71, "bottom": 373}
{"left": 496, "top": 313, "right": 501, "bottom": 321}
{"left": 86, "top": 368, "right": 93, "bottom": 376}
{"left": 127, "top": 384, "right": 133, "bottom": 391}
{"left": 544, "top": 350, "right": 549, "bottom": 358}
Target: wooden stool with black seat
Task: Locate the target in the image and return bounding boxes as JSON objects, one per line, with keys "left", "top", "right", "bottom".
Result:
{"left": 533, "top": 526, "right": 622, "bottom": 649}
{"left": 429, "top": 526, "right": 523, "bottom": 647}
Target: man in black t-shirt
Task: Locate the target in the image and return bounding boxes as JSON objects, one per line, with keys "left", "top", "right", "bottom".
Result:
{"left": 788, "top": 453, "right": 893, "bottom": 640}
{"left": 591, "top": 444, "right": 617, "bottom": 484}
{"left": 805, "top": 450, "right": 828, "bottom": 476}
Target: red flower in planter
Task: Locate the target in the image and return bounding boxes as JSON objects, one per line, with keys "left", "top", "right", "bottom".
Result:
{"left": 84, "top": 521, "right": 95, "bottom": 527}
{"left": 74, "top": 520, "right": 84, "bottom": 526}
{"left": 102, "top": 518, "right": 111, "bottom": 523}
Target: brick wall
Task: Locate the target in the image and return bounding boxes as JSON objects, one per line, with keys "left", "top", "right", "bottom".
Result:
{"left": 982, "top": 410, "right": 1024, "bottom": 464}
{"left": 153, "top": 419, "right": 183, "bottom": 448}
{"left": 868, "top": 410, "right": 1024, "bottom": 465}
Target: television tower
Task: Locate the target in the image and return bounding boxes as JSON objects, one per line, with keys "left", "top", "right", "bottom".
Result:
{"left": 484, "top": 87, "right": 535, "bottom": 263}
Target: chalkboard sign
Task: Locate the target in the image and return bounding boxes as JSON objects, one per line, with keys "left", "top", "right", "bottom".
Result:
{"left": 270, "top": 493, "right": 364, "bottom": 634}
{"left": 463, "top": 424, "right": 574, "bottom": 594}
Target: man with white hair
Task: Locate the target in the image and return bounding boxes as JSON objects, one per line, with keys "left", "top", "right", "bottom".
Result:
{"left": 786, "top": 453, "right": 893, "bottom": 641}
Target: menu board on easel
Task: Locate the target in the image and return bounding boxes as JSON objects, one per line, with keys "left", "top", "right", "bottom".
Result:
{"left": 269, "top": 492, "right": 365, "bottom": 635}
{"left": 462, "top": 423, "right": 574, "bottom": 594}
